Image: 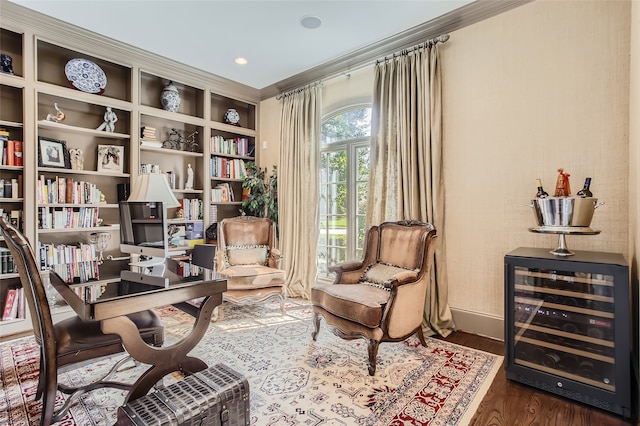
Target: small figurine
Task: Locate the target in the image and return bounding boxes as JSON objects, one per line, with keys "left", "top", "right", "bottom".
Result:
{"left": 68, "top": 148, "right": 84, "bottom": 170}
{"left": 46, "top": 103, "right": 65, "bottom": 123}
{"left": 0, "top": 54, "right": 14, "bottom": 75}
{"left": 96, "top": 106, "right": 117, "bottom": 132}
{"left": 185, "top": 163, "right": 194, "bottom": 190}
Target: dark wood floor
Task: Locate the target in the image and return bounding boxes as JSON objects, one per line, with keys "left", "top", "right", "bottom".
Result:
{"left": 437, "top": 331, "right": 636, "bottom": 426}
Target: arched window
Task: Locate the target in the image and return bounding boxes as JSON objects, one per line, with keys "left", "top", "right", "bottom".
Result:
{"left": 318, "top": 106, "right": 371, "bottom": 279}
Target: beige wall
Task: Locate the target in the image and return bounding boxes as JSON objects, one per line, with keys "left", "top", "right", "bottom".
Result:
{"left": 260, "top": 1, "right": 634, "bottom": 338}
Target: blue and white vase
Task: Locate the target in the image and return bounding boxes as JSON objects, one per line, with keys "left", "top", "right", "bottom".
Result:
{"left": 161, "top": 81, "right": 180, "bottom": 112}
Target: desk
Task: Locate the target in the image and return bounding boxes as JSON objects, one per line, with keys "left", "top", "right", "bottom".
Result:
{"left": 49, "top": 258, "right": 227, "bottom": 402}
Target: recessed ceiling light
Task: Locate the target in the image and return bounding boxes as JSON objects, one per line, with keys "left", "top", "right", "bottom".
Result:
{"left": 300, "top": 15, "right": 322, "bottom": 29}
{"left": 235, "top": 57, "right": 248, "bottom": 65}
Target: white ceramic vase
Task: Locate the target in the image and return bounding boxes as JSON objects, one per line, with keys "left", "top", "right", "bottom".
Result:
{"left": 161, "top": 81, "right": 181, "bottom": 112}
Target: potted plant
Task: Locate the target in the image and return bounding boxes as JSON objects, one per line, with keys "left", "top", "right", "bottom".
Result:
{"left": 241, "top": 162, "right": 278, "bottom": 228}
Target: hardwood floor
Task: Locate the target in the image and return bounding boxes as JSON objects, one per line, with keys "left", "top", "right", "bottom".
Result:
{"left": 437, "top": 331, "right": 636, "bottom": 426}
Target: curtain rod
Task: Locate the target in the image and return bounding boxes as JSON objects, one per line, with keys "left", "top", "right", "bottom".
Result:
{"left": 375, "top": 33, "right": 450, "bottom": 65}
{"left": 276, "top": 81, "right": 322, "bottom": 100}
{"left": 276, "top": 33, "right": 449, "bottom": 98}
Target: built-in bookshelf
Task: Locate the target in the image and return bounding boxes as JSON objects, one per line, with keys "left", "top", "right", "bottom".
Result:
{"left": 0, "top": 27, "right": 27, "bottom": 333}
{"left": 0, "top": 4, "right": 261, "bottom": 338}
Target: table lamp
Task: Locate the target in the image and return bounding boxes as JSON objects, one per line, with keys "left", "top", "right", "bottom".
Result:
{"left": 128, "top": 172, "right": 180, "bottom": 208}
{"left": 126, "top": 172, "right": 180, "bottom": 277}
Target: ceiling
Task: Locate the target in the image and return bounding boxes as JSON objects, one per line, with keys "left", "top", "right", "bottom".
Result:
{"left": 9, "top": 0, "right": 475, "bottom": 92}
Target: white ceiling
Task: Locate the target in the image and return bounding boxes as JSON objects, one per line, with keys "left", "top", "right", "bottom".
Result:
{"left": 9, "top": 0, "right": 474, "bottom": 90}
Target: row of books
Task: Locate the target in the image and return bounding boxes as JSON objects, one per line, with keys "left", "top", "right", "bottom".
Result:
{"left": 38, "top": 206, "right": 101, "bottom": 230}
{"left": 72, "top": 283, "right": 107, "bottom": 303}
{"left": 38, "top": 242, "right": 99, "bottom": 267}
{"left": 0, "top": 138, "right": 23, "bottom": 167}
{"left": 0, "top": 248, "right": 16, "bottom": 274}
{"left": 174, "top": 261, "right": 204, "bottom": 278}
{"left": 211, "top": 182, "right": 235, "bottom": 203}
{"left": 210, "top": 156, "right": 248, "bottom": 180}
{"left": 0, "top": 176, "right": 22, "bottom": 199}
{"left": 210, "top": 135, "right": 254, "bottom": 157}
{"left": 49, "top": 261, "right": 100, "bottom": 284}
{"left": 1, "top": 287, "right": 25, "bottom": 321}
{"left": 37, "top": 175, "right": 105, "bottom": 205}
{"left": 179, "top": 198, "right": 204, "bottom": 221}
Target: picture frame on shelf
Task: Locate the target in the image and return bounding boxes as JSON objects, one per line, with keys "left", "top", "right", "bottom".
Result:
{"left": 38, "top": 137, "right": 70, "bottom": 169}
{"left": 97, "top": 144, "right": 124, "bottom": 173}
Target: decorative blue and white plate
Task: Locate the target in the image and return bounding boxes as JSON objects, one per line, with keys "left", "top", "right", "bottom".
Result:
{"left": 64, "top": 58, "right": 107, "bottom": 94}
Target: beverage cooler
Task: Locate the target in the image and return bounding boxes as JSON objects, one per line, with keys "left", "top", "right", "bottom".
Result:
{"left": 504, "top": 247, "right": 631, "bottom": 418}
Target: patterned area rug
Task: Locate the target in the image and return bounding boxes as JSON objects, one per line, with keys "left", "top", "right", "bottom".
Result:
{"left": 0, "top": 299, "right": 502, "bottom": 425}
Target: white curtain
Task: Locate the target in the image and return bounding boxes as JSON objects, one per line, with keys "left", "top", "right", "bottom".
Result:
{"left": 278, "top": 86, "right": 321, "bottom": 298}
{"left": 368, "top": 45, "right": 455, "bottom": 337}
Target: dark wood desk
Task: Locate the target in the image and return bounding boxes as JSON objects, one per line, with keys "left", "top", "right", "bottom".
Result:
{"left": 50, "top": 258, "right": 227, "bottom": 402}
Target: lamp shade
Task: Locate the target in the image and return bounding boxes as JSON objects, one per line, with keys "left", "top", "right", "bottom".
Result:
{"left": 128, "top": 173, "right": 180, "bottom": 208}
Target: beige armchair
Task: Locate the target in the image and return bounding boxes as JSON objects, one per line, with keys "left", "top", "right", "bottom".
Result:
{"left": 311, "top": 220, "right": 437, "bottom": 375}
{"left": 213, "top": 216, "right": 286, "bottom": 314}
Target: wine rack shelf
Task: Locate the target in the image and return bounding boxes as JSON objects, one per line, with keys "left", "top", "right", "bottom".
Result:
{"left": 504, "top": 247, "right": 631, "bottom": 418}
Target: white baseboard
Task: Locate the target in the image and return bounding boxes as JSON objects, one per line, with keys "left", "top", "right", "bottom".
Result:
{"left": 451, "top": 307, "right": 504, "bottom": 341}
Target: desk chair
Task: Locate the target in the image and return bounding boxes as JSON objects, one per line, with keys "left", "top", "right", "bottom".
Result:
{"left": 0, "top": 217, "right": 164, "bottom": 426}
{"left": 311, "top": 220, "right": 437, "bottom": 375}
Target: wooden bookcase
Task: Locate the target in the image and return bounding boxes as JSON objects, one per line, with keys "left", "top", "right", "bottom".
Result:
{"left": 0, "top": 4, "right": 260, "bottom": 338}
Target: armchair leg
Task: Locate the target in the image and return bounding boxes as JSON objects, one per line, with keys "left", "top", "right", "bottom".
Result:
{"left": 367, "top": 339, "right": 380, "bottom": 376}
{"left": 311, "top": 313, "right": 321, "bottom": 341}
{"left": 417, "top": 326, "right": 428, "bottom": 347}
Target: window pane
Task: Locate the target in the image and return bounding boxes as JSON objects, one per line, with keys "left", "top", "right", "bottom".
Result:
{"left": 328, "top": 151, "right": 346, "bottom": 182}
{"left": 318, "top": 106, "right": 371, "bottom": 277}
{"left": 356, "top": 215, "right": 367, "bottom": 251}
{"left": 356, "top": 146, "right": 370, "bottom": 181}
{"left": 321, "top": 108, "right": 371, "bottom": 144}
{"left": 356, "top": 182, "right": 368, "bottom": 215}
{"left": 327, "top": 215, "right": 347, "bottom": 247}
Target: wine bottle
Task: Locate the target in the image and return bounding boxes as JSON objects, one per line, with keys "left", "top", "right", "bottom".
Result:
{"left": 576, "top": 177, "right": 593, "bottom": 198}
{"left": 542, "top": 351, "right": 561, "bottom": 368}
{"left": 535, "top": 178, "right": 549, "bottom": 198}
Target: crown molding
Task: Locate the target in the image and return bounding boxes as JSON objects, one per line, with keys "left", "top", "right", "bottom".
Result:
{"left": 259, "top": 0, "right": 534, "bottom": 100}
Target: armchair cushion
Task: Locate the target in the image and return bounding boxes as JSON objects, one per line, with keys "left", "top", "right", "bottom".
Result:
{"left": 225, "top": 244, "right": 269, "bottom": 266}
{"left": 221, "top": 265, "right": 285, "bottom": 290}
{"left": 359, "top": 262, "right": 416, "bottom": 289}
{"left": 311, "top": 283, "right": 390, "bottom": 328}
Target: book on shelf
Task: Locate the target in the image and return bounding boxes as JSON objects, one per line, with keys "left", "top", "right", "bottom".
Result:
{"left": 209, "top": 156, "right": 248, "bottom": 180}
{"left": 38, "top": 175, "right": 103, "bottom": 204}
{"left": 211, "top": 183, "right": 233, "bottom": 202}
{"left": 0, "top": 247, "right": 15, "bottom": 274}
{"left": 210, "top": 135, "right": 252, "bottom": 157}
{"left": 140, "top": 126, "right": 158, "bottom": 139}
{"left": 2, "top": 288, "right": 17, "bottom": 321}
{"left": 13, "top": 141, "right": 22, "bottom": 166}
{"left": 140, "top": 140, "right": 162, "bottom": 148}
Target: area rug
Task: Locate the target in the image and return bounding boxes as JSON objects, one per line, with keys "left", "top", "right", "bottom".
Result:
{"left": 0, "top": 299, "right": 502, "bottom": 425}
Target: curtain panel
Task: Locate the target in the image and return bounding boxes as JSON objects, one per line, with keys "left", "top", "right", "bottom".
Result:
{"left": 368, "top": 46, "right": 455, "bottom": 337}
{"left": 278, "top": 86, "right": 321, "bottom": 298}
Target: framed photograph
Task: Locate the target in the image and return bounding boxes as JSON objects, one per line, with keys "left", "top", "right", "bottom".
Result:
{"left": 38, "top": 137, "right": 70, "bottom": 169}
{"left": 97, "top": 145, "right": 124, "bottom": 173}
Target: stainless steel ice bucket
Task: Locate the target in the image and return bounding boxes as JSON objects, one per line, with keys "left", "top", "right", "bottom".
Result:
{"left": 530, "top": 197, "right": 602, "bottom": 227}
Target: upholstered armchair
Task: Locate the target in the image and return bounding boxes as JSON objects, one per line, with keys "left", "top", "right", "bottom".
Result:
{"left": 311, "top": 220, "right": 437, "bottom": 376}
{"left": 212, "top": 216, "right": 286, "bottom": 314}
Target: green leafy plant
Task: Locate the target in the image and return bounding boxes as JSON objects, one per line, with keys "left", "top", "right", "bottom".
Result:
{"left": 241, "top": 162, "right": 278, "bottom": 228}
